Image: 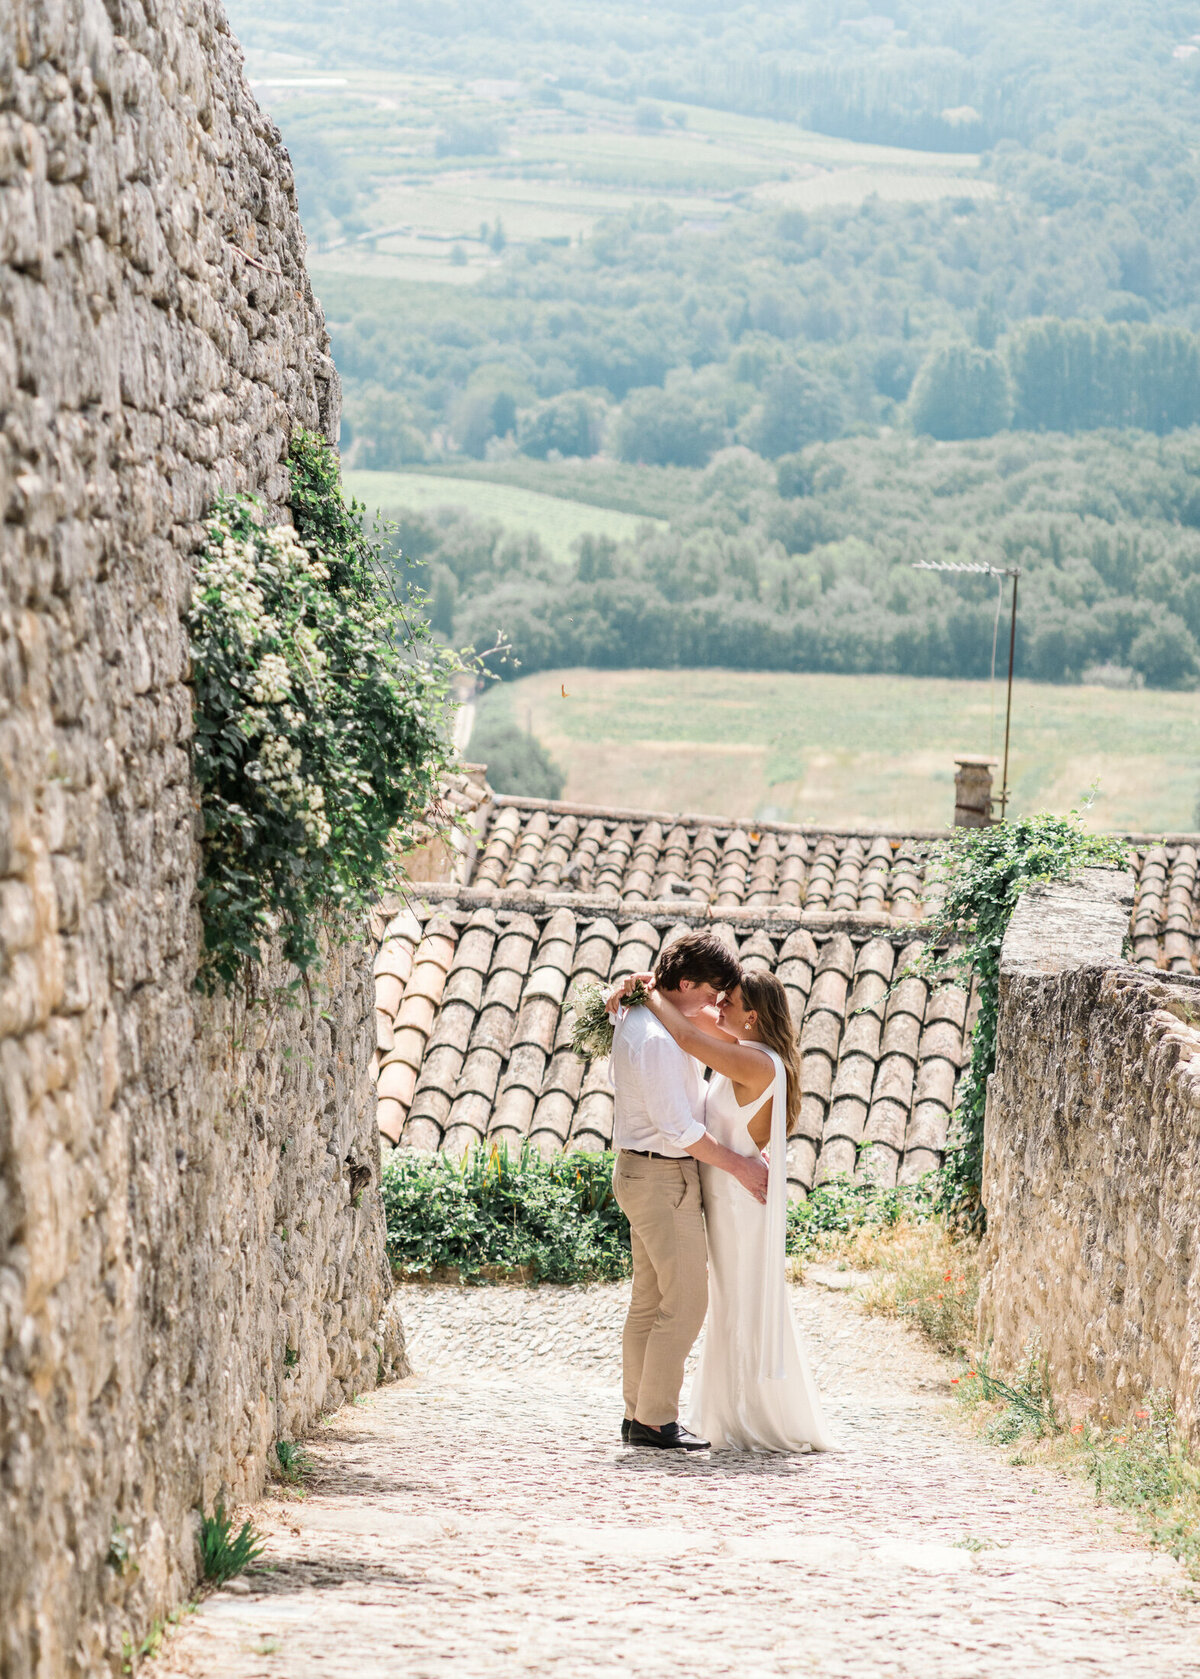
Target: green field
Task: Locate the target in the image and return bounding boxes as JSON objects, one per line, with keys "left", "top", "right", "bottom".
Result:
{"left": 249, "top": 70, "right": 989, "bottom": 277}
{"left": 476, "top": 669, "right": 1200, "bottom": 834}
{"left": 343, "top": 470, "right": 663, "bottom": 561}
{"left": 345, "top": 456, "right": 697, "bottom": 520}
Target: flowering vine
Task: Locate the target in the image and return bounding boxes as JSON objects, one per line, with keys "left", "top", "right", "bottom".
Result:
{"left": 188, "top": 430, "right": 459, "bottom": 988}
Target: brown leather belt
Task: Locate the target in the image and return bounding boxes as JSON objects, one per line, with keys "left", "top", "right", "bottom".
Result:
{"left": 621, "top": 1149, "right": 681, "bottom": 1160}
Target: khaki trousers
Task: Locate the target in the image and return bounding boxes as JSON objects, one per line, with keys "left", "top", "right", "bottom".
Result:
{"left": 612, "top": 1152, "right": 708, "bottom": 1427}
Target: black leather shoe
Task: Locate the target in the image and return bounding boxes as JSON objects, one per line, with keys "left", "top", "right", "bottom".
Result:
{"left": 621, "top": 1418, "right": 632, "bottom": 1444}
{"left": 629, "top": 1420, "right": 710, "bottom": 1451}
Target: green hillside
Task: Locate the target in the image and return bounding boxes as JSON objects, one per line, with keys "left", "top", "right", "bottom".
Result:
{"left": 228, "top": 0, "right": 1200, "bottom": 691}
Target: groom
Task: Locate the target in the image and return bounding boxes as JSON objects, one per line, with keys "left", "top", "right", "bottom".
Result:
{"left": 610, "top": 931, "right": 769, "bottom": 1451}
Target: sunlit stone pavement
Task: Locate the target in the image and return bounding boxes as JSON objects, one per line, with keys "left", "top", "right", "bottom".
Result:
{"left": 158, "top": 1281, "right": 1200, "bottom": 1679}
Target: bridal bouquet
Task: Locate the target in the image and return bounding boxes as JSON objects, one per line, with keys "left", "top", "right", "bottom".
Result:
{"left": 568, "top": 979, "right": 649, "bottom": 1060}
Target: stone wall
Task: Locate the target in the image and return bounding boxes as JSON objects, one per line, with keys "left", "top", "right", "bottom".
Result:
{"left": 0, "top": 3, "right": 400, "bottom": 1674}
{"left": 980, "top": 868, "right": 1200, "bottom": 1439}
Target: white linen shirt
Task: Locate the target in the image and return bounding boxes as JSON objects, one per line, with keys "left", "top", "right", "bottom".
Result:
{"left": 610, "top": 1005, "right": 706, "bottom": 1155}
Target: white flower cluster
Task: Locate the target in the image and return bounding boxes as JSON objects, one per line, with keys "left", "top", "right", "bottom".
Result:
{"left": 247, "top": 734, "right": 332, "bottom": 849}
{"left": 251, "top": 650, "right": 292, "bottom": 704}
{"left": 191, "top": 510, "right": 343, "bottom": 852}
{"left": 195, "top": 533, "right": 266, "bottom": 649}
{"left": 266, "top": 522, "right": 328, "bottom": 583}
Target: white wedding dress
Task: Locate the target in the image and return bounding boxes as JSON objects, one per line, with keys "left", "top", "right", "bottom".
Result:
{"left": 686, "top": 1048, "right": 838, "bottom": 1453}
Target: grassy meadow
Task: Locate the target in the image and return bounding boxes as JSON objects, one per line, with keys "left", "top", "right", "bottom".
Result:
{"left": 369, "top": 458, "right": 698, "bottom": 521}
{"left": 343, "top": 469, "right": 661, "bottom": 561}
{"left": 475, "top": 669, "right": 1200, "bottom": 834}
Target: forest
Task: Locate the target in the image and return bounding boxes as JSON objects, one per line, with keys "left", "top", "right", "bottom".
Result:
{"left": 382, "top": 430, "right": 1200, "bottom": 691}
{"left": 227, "top": 0, "right": 1200, "bottom": 687}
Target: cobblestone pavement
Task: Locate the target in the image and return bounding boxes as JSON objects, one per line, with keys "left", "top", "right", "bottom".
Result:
{"left": 159, "top": 1281, "right": 1200, "bottom": 1679}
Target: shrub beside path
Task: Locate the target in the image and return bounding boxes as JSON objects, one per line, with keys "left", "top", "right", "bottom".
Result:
{"left": 159, "top": 1282, "right": 1200, "bottom": 1678}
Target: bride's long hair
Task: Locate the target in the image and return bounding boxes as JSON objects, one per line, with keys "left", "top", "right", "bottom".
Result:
{"left": 737, "top": 971, "right": 802, "bottom": 1135}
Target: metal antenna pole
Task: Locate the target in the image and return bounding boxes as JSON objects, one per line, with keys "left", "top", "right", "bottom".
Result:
{"left": 999, "top": 570, "right": 1019, "bottom": 820}
{"left": 911, "top": 557, "right": 1021, "bottom": 824}
{"left": 988, "top": 574, "right": 1003, "bottom": 756}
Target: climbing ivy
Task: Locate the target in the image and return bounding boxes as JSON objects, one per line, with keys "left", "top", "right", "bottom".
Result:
{"left": 926, "top": 812, "right": 1129, "bottom": 1220}
{"left": 189, "top": 430, "right": 460, "bottom": 988}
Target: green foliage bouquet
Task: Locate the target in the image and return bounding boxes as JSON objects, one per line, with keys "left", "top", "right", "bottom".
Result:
{"left": 189, "top": 431, "right": 459, "bottom": 987}
{"left": 568, "top": 979, "right": 648, "bottom": 1059}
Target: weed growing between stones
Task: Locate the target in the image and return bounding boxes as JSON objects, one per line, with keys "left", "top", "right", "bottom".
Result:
{"left": 274, "top": 1440, "right": 315, "bottom": 1483}
{"left": 958, "top": 1339, "right": 1060, "bottom": 1441}
{"left": 107, "top": 1522, "right": 134, "bottom": 1577}
{"left": 120, "top": 1602, "right": 199, "bottom": 1674}
{"left": 198, "top": 1503, "right": 264, "bottom": 1584}
{"left": 919, "top": 810, "right": 1128, "bottom": 1219}
{"left": 956, "top": 1362, "right": 1200, "bottom": 1573}
{"left": 188, "top": 430, "right": 466, "bottom": 989}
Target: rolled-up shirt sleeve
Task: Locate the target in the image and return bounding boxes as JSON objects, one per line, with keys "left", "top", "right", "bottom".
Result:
{"left": 632, "top": 1030, "right": 707, "bottom": 1150}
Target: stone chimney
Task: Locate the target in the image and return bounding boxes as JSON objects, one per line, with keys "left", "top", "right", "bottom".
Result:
{"left": 953, "top": 756, "right": 997, "bottom": 827}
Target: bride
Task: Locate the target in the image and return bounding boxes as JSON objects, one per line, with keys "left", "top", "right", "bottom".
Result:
{"left": 613, "top": 968, "right": 836, "bottom": 1454}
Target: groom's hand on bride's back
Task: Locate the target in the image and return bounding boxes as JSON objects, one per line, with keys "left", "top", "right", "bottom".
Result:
{"left": 734, "top": 1154, "right": 770, "bottom": 1202}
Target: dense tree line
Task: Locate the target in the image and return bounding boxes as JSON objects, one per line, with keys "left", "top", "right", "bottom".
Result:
{"left": 908, "top": 321, "right": 1200, "bottom": 442}
{"left": 382, "top": 431, "right": 1200, "bottom": 691}
{"left": 235, "top": 2, "right": 1198, "bottom": 158}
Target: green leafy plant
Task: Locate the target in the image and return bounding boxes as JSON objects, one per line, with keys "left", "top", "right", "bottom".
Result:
{"left": 958, "top": 1340, "right": 1060, "bottom": 1442}
{"left": 381, "top": 1144, "right": 631, "bottom": 1283}
{"left": 121, "top": 1621, "right": 164, "bottom": 1674}
{"left": 198, "top": 1502, "right": 264, "bottom": 1584}
{"left": 274, "top": 1439, "right": 314, "bottom": 1483}
{"left": 785, "top": 1172, "right": 938, "bottom": 1257}
{"left": 120, "top": 1604, "right": 195, "bottom": 1674}
{"left": 921, "top": 811, "right": 1128, "bottom": 1216}
{"left": 188, "top": 430, "right": 461, "bottom": 988}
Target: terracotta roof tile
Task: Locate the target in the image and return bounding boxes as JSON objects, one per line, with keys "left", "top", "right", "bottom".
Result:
{"left": 738, "top": 930, "right": 777, "bottom": 972}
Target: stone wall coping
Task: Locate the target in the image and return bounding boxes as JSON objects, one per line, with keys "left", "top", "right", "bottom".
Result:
{"left": 1000, "top": 867, "right": 1136, "bottom": 979}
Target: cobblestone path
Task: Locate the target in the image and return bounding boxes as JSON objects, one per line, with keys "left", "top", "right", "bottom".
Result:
{"left": 160, "top": 1280, "right": 1200, "bottom": 1679}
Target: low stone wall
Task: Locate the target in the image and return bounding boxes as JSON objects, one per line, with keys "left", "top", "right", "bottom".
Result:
{"left": 0, "top": 1, "right": 402, "bottom": 1673}
{"left": 979, "top": 868, "right": 1200, "bottom": 1438}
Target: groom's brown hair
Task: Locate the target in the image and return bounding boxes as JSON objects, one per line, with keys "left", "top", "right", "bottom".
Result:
{"left": 654, "top": 930, "right": 740, "bottom": 994}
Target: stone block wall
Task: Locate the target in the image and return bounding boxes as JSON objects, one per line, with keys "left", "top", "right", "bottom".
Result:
{"left": 980, "top": 869, "right": 1200, "bottom": 1439}
{"left": 0, "top": 3, "right": 400, "bottom": 1674}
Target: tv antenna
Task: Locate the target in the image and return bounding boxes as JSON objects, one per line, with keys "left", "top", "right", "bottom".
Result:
{"left": 912, "top": 560, "right": 1022, "bottom": 820}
